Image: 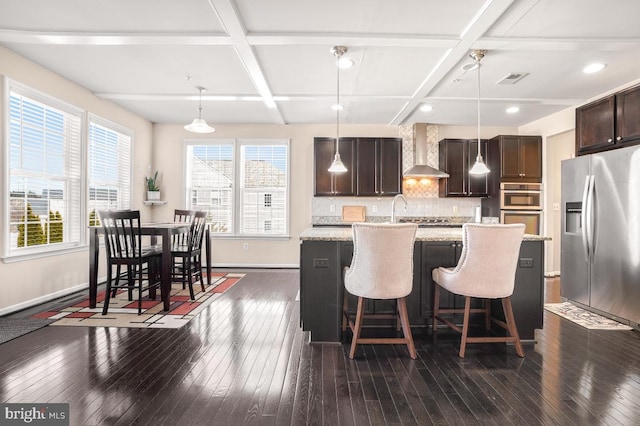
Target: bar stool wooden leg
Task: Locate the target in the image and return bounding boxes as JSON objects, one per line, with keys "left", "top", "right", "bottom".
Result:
{"left": 397, "top": 297, "right": 417, "bottom": 359}
{"left": 433, "top": 283, "right": 440, "bottom": 332}
{"left": 459, "top": 296, "right": 472, "bottom": 358}
{"left": 349, "top": 297, "right": 365, "bottom": 360}
{"left": 502, "top": 297, "right": 525, "bottom": 357}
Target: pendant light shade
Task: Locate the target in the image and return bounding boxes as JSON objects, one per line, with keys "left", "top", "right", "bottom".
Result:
{"left": 468, "top": 49, "right": 490, "bottom": 176}
{"left": 185, "top": 86, "right": 215, "bottom": 133}
{"left": 328, "top": 46, "right": 348, "bottom": 174}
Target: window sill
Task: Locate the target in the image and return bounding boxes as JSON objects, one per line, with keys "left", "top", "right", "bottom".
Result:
{"left": 2, "top": 244, "right": 88, "bottom": 264}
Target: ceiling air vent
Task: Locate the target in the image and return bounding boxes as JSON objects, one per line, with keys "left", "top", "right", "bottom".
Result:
{"left": 496, "top": 72, "right": 529, "bottom": 85}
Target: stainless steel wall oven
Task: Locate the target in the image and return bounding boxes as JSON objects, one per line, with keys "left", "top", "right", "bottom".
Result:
{"left": 500, "top": 183, "right": 542, "bottom": 234}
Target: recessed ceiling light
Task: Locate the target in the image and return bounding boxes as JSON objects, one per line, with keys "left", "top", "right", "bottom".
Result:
{"left": 583, "top": 63, "right": 606, "bottom": 74}
{"left": 506, "top": 106, "right": 519, "bottom": 114}
{"left": 420, "top": 104, "right": 433, "bottom": 112}
{"left": 331, "top": 104, "right": 343, "bottom": 111}
{"left": 337, "top": 57, "right": 354, "bottom": 69}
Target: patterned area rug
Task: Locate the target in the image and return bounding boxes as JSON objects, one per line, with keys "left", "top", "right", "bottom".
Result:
{"left": 33, "top": 272, "right": 245, "bottom": 329}
{"left": 544, "top": 302, "right": 634, "bottom": 330}
{"left": 0, "top": 318, "right": 56, "bottom": 345}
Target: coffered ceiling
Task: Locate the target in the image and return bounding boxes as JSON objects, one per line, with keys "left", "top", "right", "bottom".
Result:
{"left": 1, "top": 0, "right": 640, "bottom": 128}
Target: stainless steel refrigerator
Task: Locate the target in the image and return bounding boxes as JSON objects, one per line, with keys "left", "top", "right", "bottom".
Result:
{"left": 561, "top": 144, "right": 640, "bottom": 325}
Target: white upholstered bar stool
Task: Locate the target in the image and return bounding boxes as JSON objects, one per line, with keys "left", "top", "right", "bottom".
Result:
{"left": 432, "top": 223, "right": 525, "bottom": 358}
{"left": 343, "top": 223, "right": 418, "bottom": 359}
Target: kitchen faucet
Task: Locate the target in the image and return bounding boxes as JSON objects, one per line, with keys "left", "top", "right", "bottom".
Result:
{"left": 391, "top": 194, "right": 407, "bottom": 223}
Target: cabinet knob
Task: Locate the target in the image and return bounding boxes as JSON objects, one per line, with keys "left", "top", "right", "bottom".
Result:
{"left": 607, "top": 138, "right": 613, "bottom": 143}
{"left": 617, "top": 136, "right": 622, "bottom": 141}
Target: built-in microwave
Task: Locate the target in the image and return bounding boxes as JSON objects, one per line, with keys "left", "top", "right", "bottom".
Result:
{"left": 500, "top": 183, "right": 542, "bottom": 210}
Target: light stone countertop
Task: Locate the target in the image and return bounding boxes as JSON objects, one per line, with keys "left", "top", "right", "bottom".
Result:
{"left": 299, "top": 226, "right": 550, "bottom": 242}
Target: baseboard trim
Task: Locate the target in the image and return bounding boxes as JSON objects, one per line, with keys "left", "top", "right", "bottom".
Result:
{"left": 211, "top": 263, "right": 299, "bottom": 269}
{"left": 544, "top": 271, "right": 560, "bottom": 278}
{"left": 0, "top": 282, "right": 89, "bottom": 317}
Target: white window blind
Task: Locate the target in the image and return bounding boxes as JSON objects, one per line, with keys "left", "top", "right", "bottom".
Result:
{"left": 88, "top": 116, "right": 132, "bottom": 222}
{"left": 185, "top": 143, "right": 234, "bottom": 234}
{"left": 185, "top": 139, "right": 289, "bottom": 237}
{"left": 6, "top": 83, "right": 83, "bottom": 256}
{"left": 240, "top": 142, "right": 288, "bottom": 235}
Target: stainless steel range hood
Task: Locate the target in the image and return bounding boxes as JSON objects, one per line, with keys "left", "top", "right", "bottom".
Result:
{"left": 404, "top": 123, "right": 449, "bottom": 178}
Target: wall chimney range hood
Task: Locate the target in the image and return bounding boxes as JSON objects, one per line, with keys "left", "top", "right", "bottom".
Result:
{"left": 404, "top": 123, "right": 449, "bottom": 178}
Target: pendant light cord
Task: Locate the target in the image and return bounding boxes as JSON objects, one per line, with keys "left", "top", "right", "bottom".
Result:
{"left": 336, "top": 53, "right": 341, "bottom": 156}
{"left": 476, "top": 58, "right": 481, "bottom": 150}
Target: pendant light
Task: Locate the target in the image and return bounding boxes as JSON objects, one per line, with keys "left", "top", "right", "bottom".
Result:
{"left": 468, "top": 49, "right": 490, "bottom": 175}
{"left": 328, "top": 46, "right": 348, "bottom": 173}
{"left": 185, "top": 86, "right": 215, "bottom": 133}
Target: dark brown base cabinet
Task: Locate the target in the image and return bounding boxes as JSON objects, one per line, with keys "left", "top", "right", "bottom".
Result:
{"left": 300, "top": 239, "right": 544, "bottom": 343}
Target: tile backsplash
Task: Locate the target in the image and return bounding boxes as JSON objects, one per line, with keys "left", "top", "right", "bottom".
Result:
{"left": 312, "top": 196, "right": 482, "bottom": 219}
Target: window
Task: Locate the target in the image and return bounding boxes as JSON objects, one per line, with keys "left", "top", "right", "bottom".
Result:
{"left": 88, "top": 116, "right": 132, "bottom": 221}
{"left": 185, "top": 139, "right": 289, "bottom": 237}
{"left": 6, "top": 82, "right": 83, "bottom": 257}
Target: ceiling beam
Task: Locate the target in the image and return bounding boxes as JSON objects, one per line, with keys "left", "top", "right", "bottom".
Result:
{"left": 208, "top": 0, "right": 284, "bottom": 124}
{"left": 388, "top": 0, "right": 517, "bottom": 126}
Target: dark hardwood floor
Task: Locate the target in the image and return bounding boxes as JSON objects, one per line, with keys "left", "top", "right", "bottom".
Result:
{"left": 1, "top": 272, "right": 639, "bottom": 425}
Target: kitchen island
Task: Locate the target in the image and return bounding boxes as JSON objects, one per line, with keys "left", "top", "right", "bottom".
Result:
{"left": 299, "top": 226, "right": 548, "bottom": 343}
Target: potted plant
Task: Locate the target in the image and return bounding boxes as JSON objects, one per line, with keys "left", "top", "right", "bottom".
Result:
{"left": 145, "top": 171, "right": 161, "bottom": 201}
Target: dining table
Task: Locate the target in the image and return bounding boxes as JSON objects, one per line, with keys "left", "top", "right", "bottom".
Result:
{"left": 89, "top": 222, "right": 212, "bottom": 311}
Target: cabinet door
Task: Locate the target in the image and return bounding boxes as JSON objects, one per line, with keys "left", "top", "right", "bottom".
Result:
{"left": 500, "top": 136, "right": 521, "bottom": 179}
{"left": 333, "top": 139, "right": 356, "bottom": 195}
{"left": 439, "top": 139, "right": 467, "bottom": 196}
{"left": 314, "top": 138, "right": 335, "bottom": 195}
{"left": 378, "top": 138, "right": 402, "bottom": 195}
{"left": 467, "top": 139, "right": 488, "bottom": 196}
{"left": 616, "top": 84, "right": 640, "bottom": 146}
{"left": 314, "top": 137, "right": 356, "bottom": 196}
{"left": 355, "top": 138, "right": 377, "bottom": 196}
{"left": 576, "top": 96, "right": 615, "bottom": 155}
{"left": 519, "top": 136, "right": 542, "bottom": 181}
{"left": 356, "top": 138, "right": 402, "bottom": 196}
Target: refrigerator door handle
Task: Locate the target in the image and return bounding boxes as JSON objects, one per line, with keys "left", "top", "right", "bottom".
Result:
{"left": 585, "top": 175, "right": 595, "bottom": 262}
{"left": 581, "top": 175, "right": 591, "bottom": 262}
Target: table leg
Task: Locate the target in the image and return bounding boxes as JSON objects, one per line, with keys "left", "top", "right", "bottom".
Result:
{"left": 205, "top": 226, "right": 212, "bottom": 285}
{"left": 89, "top": 228, "right": 99, "bottom": 308}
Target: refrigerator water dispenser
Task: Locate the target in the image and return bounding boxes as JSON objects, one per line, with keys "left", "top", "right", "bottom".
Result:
{"left": 565, "top": 202, "right": 582, "bottom": 234}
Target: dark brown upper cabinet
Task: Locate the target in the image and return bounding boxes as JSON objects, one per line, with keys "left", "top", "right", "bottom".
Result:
{"left": 488, "top": 135, "right": 542, "bottom": 182}
{"left": 314, "top": 137, "right": 401, "bottom": 196}
{"left": 438, "top": 138, "right": 488, "bottom": 197}
{"left": 314, "top": 137, "right": 356, "bottom": 196}
{"left": 576, "top": 83, "right": 640, "bottom": 155}
{"left": 355, "top": 138, "right": 402, "bottom": 196}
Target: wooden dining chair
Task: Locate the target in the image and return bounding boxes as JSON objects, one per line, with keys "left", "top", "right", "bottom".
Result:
{"left": 171, "top": 211, "right": 208, "bottom": 300}
{"left": 98, "top": 210, "right": 163, "bottom": 315}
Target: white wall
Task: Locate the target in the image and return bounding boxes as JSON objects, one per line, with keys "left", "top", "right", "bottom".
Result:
{"left": 544, "top": 131, "right": 575, "bottom": 275}
{"left": 0, "top": 46, "right": 154, "bottom": 314}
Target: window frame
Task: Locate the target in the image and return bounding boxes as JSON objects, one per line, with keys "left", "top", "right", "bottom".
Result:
{"left": 3, "top": 79, "right": 86, "bottom": 260}
{"left": 183, "top": 138, "right": 290, "bottom": 239}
